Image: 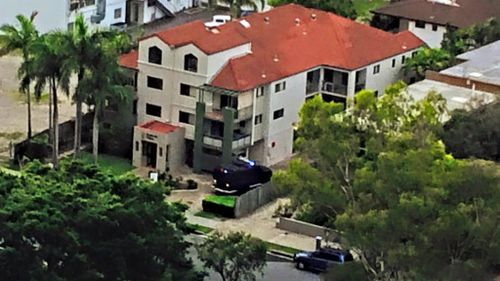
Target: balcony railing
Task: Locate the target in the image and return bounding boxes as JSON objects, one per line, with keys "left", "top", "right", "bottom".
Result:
{"left": 306, "top": 82, "right": 320, "bottom": 94}
{"left": 322, "top": 82, "right": 347, "bottom": 96}
{"left": 355, "top": 84, "right": 366, "bottom": 93}
{"left": 205, "top": 105, "right": 253, "bottom": 122}
{"left": 203, "top": 134, "right": 251, "bottom": 150}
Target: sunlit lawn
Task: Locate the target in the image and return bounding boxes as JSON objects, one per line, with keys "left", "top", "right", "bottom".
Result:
{"left": 353, "top": 0, "right": 389, "bottom": 21}
{"left": 77, "top": 151, "right": 134, "bottom": 175}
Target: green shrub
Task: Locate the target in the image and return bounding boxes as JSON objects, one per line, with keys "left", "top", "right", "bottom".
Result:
{"left": 204, "top": 195, "right": 236, "bottom": 208}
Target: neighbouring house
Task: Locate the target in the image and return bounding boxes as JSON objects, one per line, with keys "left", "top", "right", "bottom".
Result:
{"left": 119, "top": 4, "right": 424, "bottom": 173}
{"left": 371, "top": 0, "right": 500, "bottom": 48}
{"left": 408, "top": 40, "right": 499, "bottom": 112}
{"left": 0, "top": 0, "right": 198, "bottom": 33}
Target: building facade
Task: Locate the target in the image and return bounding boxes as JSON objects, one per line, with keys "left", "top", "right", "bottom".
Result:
{"left": 122, "top": 4, "right": 424, "bottom": 173}
{"left": 0, "top": 0, "right": 197, "bottom": 33}
{"left": 371, "top": 0, "right": 500, "bottom": 48}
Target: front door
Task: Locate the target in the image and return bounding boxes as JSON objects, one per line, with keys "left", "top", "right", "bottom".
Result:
{"left": 142, "top": 141, "right": 157, "bottom": 168}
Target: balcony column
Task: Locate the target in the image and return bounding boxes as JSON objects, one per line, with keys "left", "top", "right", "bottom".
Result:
{"left": 346, "top": 71, "right": 357, "bottom": 104}
{"left": 193, "top": 101, "right": 206, "bottom": 173}
{"left": 222, "top": 107, "right": 235, "bottom": 165}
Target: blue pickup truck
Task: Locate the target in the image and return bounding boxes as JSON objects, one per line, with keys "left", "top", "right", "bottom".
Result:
{"left": 293, "top": 248, "right": 354, "bottom": 272}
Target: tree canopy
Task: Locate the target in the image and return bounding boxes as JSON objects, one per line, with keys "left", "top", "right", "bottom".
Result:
{"left": 0, "top": 160, "right": 203, "bottom": 281}
{"left": 442, "top": 101, "right": 500, "bottom": 162}
{"left": 274, "top": 84, "right": 500, "bottom": 280}
{"left": 404, "top": 48, "right": 451, "bottom": 80}
{"left": 197, "top": 231, "right": 267, "bottom": 281}
{"left": 268, "top": 0, "right": 357, "bottom": 19}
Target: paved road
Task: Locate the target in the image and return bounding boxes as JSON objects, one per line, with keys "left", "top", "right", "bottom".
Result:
{"left": 186, "top": 235, "right": 320, "bottom": 281}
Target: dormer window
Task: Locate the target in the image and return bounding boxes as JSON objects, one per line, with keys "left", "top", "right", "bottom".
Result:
{"left": 184, "top": 54, "right": 198, "bottom": 72}
{"left": 148, "top": 46, "right": 162, "bottom": 65}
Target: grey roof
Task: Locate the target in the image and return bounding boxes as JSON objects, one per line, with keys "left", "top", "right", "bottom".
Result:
{"left": 407, "top": 80, "right": 495, "bottom": 112}
{"left": 441, "top": 41, "right": 500, "bottom": 86}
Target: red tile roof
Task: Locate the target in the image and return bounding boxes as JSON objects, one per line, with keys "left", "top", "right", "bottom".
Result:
{"left": 139, "top": 120, "right": 180, "bottom": 134}
{"left": 144, "top": 4, "right": 425, "bottom": 91}
{"left": 119, "top": 50, "right": 138, "bottom": 70}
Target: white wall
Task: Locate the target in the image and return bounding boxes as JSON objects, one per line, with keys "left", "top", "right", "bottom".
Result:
{"left": 406, "top": 20, "right": 446, "bottom": 48}
{"left": 364, "top": 49, "right": 418, "bottom": 95}
{"left": 262, "top": 72, "right": 307, "bottom": 165}
{"left": 0, "top": 0, "right": 68, "bottom": 33}
{"left": 143, "top": 1, "right": 167, "bottom": 23}
{"left": 68, "top": 0, "right": 127, "bottom": 27}
{"left": 207, "top": 43, "right": 251, "bottom": 77}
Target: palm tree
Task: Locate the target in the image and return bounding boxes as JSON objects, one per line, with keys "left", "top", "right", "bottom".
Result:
{"left": 79, "top": 33, "right": 132, "bottom": 163}
{"left": 31, "top": 32, "right": 71, "bottom": 168}
{"left": 0, "top": 13, "right": 39, "bottom": 139}
{"left": 404, "top": 48, "right": 451, "bottom": 80}
{"left": 65, "top": 15, "right": 118, "bottom": 158}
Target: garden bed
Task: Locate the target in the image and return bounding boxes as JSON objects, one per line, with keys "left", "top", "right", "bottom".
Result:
{"left": 202, "top": 195, "right": 237, "bottom": 218}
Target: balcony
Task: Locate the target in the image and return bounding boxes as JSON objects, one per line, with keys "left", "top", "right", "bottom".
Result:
{"left": 203, "top": 133, "right": 251, "bottom": 150}
{"left": 322, "top": 81, "right": 347, "bottom": 96}
{"left": 205, "top": 105, "right": 253, "bottom": 122}
{"left": 306, "top": 82, "right": 320, "bottom": 94}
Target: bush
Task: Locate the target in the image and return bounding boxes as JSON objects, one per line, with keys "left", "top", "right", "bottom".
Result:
{"left": 186, "top": 179, "right": 198, "bottom": 190}
{"left": 202, "top": 195, "right": 237, "bottom": 218}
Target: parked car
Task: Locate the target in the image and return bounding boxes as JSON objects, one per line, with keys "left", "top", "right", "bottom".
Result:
{"left": 204, "top": 15, "right": 231, "bottom": 28}
{"left": 212, "top": 157, "right": 272, "bottom": 194}
{"left": 293, "top": 248, "right": 354, "bottom": 272}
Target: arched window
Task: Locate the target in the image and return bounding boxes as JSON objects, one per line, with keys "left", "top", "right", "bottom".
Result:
{"left": 184, "top": 54, "right": 198, "bottom": 72}
{"left": 148, "top": 46, "right": 162, "bottom": 65}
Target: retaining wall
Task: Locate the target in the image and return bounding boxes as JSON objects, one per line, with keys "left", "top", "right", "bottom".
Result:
{"left": 276, "top": 217, "right": 341, "bottom": 242}
{"left": 234, "top": 182, "right": 275, "bottom": 218}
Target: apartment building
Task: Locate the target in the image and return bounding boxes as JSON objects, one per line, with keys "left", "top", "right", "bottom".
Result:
{"left": 121, "top": 4, "right": 424, "bottom": 173}
{"left": 371, "top": 0, "right": 500, "bottom": 48}
{"left": 0, "top": 0, "right": 197, "bottom": 33}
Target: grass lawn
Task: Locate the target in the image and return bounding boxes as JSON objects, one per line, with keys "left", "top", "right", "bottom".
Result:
{"left": 203, "top": 195, "right": 237, "bottom": 208}
{"left": 264, "top": 241, "right": 302, "bottom": 255}
{"left": 353, "top": 0, "right": 389, "bottom": 21}
{"left": 76, "top": 152, "right": 134, "bottom": 175}
{"left": 187, "top": 223, "right": 214, "bottom": 235}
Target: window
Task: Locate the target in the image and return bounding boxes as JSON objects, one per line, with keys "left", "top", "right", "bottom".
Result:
{"left": 179, "top": 111, "right": 194, "bottom": 125}
{"left": 159, "top": 147, "right": 163, "bottom": 157}
{"left": 148, "top": 0, "right": 156, "bottom": 6}
{"left": 114, "top": 8, "right": 122, "bottom": 19}
{"left": 146, "top": 103, "right": 162, "bottom": 117}
{"left": 412, "top": 51, "right": 417, "bottom": 58}
{"left": 392, "top": 58, "right": 396, "bottom": 68}
{"left": 373, "top": 64, "right": 380, "bottom": 74}
{"left": 432, "top": 24, "right": 438, "bottom": 31}
{"left": 274, "top": 81, "right": 286, "bottom": 93}
{"left": 254, "top": 114, "right": 263, "bottom": 125}
{"left": 256, "top": 86, "right": 265, "bottom": 97}
{"left": 180, "top": 83, "right": 192, "bottom": 96}
{"left": 133, "top": 100, "right": 137, "bottom": 114}
{"left": 402, "top": 55, "right": 406, "bottom": 64}
{"left": 184, "top": 54, "right": 198, "bottom": 72}
{"left": 135, "top": 141, "right": 139, "bottom": 151}
{"left": 374, "top": 90, "right": 379, "bottom": 97}
{"left": 147, "top": 76, "right": 163, "bottom": 90}
{"left": 148, "top": 46, "right": 162, "bottom": 64}
{"left": 415, "top": 20, "right": 426, "bottom": 28}
{"left": 273, "top": 109, "right": 284, "bottom": 120}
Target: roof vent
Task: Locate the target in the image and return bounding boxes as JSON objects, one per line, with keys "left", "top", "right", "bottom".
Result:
{"left": 273, "top": 54, "right": 279, "bottom": 62}
{"left": 264, "top": 16, "right": 270, "bottom": 23}
{"left": 311, "top": 14, "right": 317, "bottom": 20}
{"left": 210, "top": 28, "right": 220, "bottom": 34}
{"left": 295, "top": 18, "right": 301, "bottom": 26}
{"left": 261, "top": 73, "right": 267, "bottom": 79}
{"left": 239, "top": 19, "right": 251, "bottom": 28}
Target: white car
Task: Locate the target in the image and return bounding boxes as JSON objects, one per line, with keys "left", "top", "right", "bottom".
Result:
{"left": 204, "top": 15, "right": 231, "bottom": 28}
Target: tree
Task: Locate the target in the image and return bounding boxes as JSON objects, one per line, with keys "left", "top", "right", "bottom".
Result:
{"left": 31, "top": 32, "right": 72, "bottom": 168}
{"left": 404, "top": 48, "right": 451, "bottom": 80}
{"left": 274, "top": 83, "right": 500, "bottom": 280}
{"left": 77, "top": 32, "right": 132, "bottom": 164}
{"left": 442, "top": 101, "right": 500, "bottom": 161}
{"left": 268, "top": 0, "right": 357, "bottom": 19}
{"left": 197, "top": 231, "right": 267, "bottom": 281}
{"left": 0, "top": 13, "right": 39, "bottom": 139}
{"left": 65, "top": 15, "right": 121, "bottom": 158}
{"left": 0, "top": 160, "right": 203, "bottom": 281}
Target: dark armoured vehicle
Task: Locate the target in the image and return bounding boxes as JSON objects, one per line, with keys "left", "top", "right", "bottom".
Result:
{"left": 293, "top": 248, "right": 354, "bottom": 272}
{"left": 212, "top": 157, "right": 272, "bottom": 194}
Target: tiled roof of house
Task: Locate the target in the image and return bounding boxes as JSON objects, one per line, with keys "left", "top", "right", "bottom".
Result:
{"left": 138, "top": 120, "right": 180, "bottom": 134}
{"left": 119, "top": 49, "right": 138, "bottom": 70}
{"left": 143, "top": 4, "right": 424, "bottom": 91}
{"left": 373, "top": 0, "right": 500, "bottom": 28}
